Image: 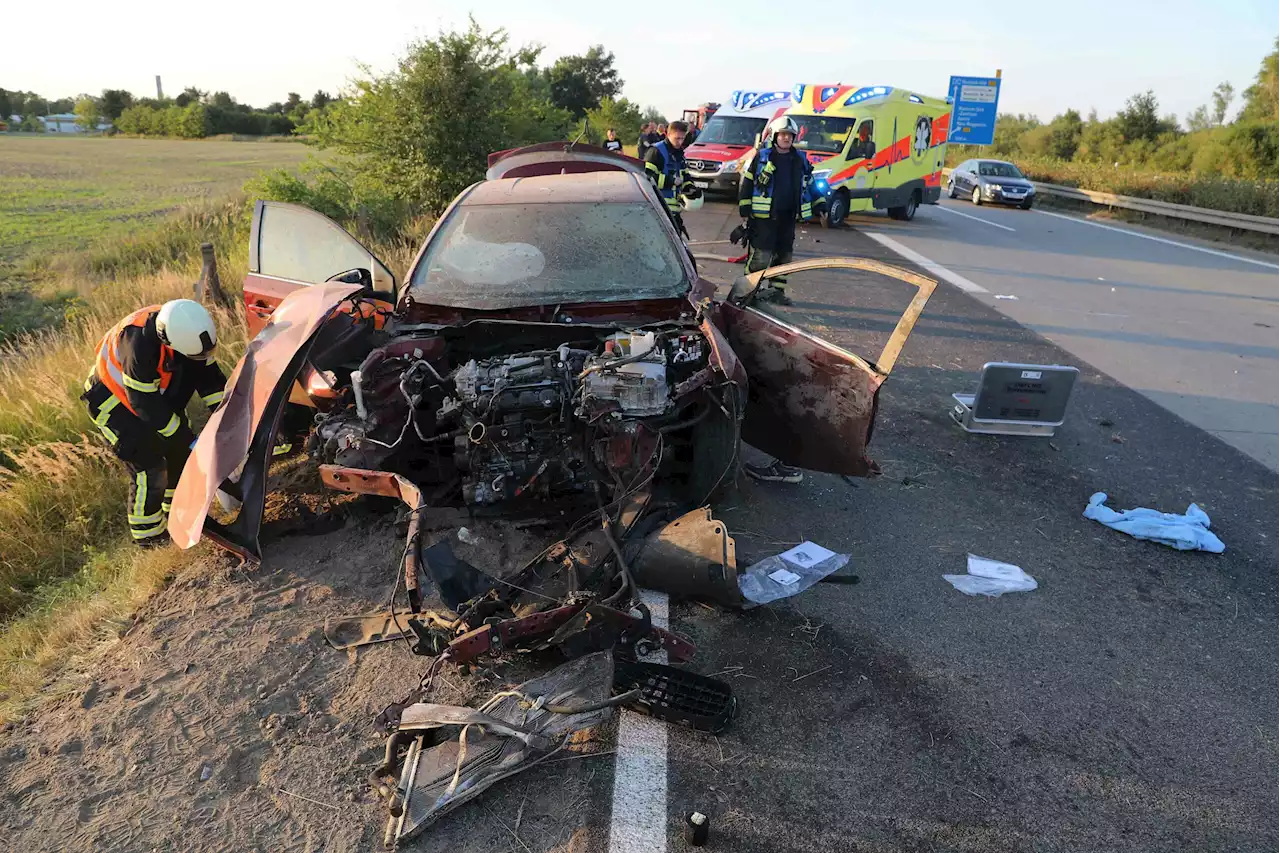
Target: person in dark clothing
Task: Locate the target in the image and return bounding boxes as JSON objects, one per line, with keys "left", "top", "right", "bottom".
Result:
{"left": 636, "top": 122, "right": 660, "bottom": 161}
{"left": 82, "top": 300, "right": 227, "bottom": 546}
{"left": 736, "top": 116, "right": 827, "bottom": 485}
{"left": 644, "top": 120, "right": 701, "bottom": 238}
{"left": 737, "top": 115, "right": 826, "bottom": 307}
{"left": 685, "top": 125, "right": 699, "bottom": 147}
{"left": 603, "top": 127, "right": 624, "bottom": 153}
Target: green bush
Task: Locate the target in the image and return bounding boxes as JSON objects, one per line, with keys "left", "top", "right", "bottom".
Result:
{"left": 245, "top": 160, "right": 407, "bottom": 241}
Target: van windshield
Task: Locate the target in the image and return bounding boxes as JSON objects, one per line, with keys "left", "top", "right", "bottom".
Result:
{"left": 407, "top": 202, "right": 689, "bottom": 310}
{"left": 791, "top": 116, "right": 856, "bottom": 154}
{"left": 695, "top": 116, "right": 767, "bottom": 146}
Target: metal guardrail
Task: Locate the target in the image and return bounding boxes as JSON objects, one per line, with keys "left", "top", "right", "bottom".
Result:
{"left": 940, "top": 168, "right": 1279, "bottom": 235}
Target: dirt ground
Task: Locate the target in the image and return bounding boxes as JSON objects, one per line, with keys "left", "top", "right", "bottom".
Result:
{"left": 0, "top": 502, "right": 616, "bottom": 852}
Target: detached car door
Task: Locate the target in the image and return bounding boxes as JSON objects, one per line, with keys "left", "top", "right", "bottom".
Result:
{"left": 719, "top": 257, "right": 936, "bottom": 476}
{"left": 244, "top": 200, "right": 396, "bottom": 336}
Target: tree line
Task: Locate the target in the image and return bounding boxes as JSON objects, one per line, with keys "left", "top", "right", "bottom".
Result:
{"left": 0, "top": 86, "right": 337, "bottom": 137}
{"left": 951, "top": 40, "right": 1278, "bottom": 182}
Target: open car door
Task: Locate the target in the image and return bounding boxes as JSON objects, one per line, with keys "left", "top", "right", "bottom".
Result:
{"left": 244, "top": 200, "right": 396, "bottom": 336}
{"left": 719, "top": 257, "right": 936, "bottom": 476}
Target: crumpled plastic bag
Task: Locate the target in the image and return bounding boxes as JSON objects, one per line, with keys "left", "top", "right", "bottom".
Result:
{"left": 943, "top": 554, "right": 1038, "bottom": 597}
{"left": 738, "top": 541, "right": 849, "bottom": 606}
{"left": 1082, "top": 492, "right": 1225, "bottom": 553}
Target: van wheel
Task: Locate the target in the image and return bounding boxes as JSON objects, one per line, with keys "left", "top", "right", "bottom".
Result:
{"left": 826, "top": 191, "right": 849, "bottom": 228}
{"left": 971, "top": 186, "right": 983, "bottom": 205}
{"left": 887, "top": 193, "right": 920, "bottom": 222}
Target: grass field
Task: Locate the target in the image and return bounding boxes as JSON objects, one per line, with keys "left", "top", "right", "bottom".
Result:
{"left": 0, "top": 135, "right": 308, "bottom": 267}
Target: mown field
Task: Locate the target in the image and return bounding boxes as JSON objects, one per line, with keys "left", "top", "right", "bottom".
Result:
{"left": 0, "top": 135, "right": 308, "bottom": 267}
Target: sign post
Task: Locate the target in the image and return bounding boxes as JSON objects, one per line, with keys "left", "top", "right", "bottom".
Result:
{"left": 946, "top": 73, "right": 1002, "bottom": 146}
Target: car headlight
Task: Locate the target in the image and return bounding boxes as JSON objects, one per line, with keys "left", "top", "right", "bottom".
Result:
{"left": 811, "top": 169, "right": 832, "bottom": 195}
{"left": 983, "top": 183, "right": 997, "bottom": 194}
{"left": 721, "top": 159, "right": 739, "bottom": 174}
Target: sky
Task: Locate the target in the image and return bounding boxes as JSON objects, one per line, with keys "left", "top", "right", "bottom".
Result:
{"left": 5, "top": 0, "right": 1278, "bottom": 125}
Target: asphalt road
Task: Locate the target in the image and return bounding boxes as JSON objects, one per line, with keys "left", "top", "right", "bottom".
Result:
{"left": 852, "top": 198, "right": 1280, "bottom": 469}
{"left": 589, "top": 201, "right": 1278, "bottom": 853}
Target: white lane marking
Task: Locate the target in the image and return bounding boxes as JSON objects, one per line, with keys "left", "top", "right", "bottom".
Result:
{"left": 862, "top": 231, "right": 990, "bottom": 294}
{"left": 1033, "top": 208, "right": 1280, "bottom": 270}
{"left": 935, "top": 204, "right": 1017, "bottom": 232}
{"left": 609, "top": 588, "right": 669, "bottom": 853}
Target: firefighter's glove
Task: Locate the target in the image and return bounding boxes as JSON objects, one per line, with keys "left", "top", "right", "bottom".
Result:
{"left": 730, "top": 223, "right": 748, "bottom": 246}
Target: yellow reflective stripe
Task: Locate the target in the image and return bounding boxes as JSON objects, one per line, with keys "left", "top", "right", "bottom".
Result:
{"left": 762, "top": 161, "right": 775, "bottom": 174}
{"left": 201, "top": 390, "right": 224, "bottom": 407}
{"left": 644, "top": 161, "right": 661, "bottom": 175}
{"left": 130, "top": 520, "right": 167, "bottom": 540}
{"left": 272, "top": 442, "right": 293, "bottom": 457}
{"left": 95, "top": 423, "right": 119, "bottom": 445}
{"left": 164, "top": 488, "right": 175, "bottom": 497}
{"left": 128, "top": 510, "right": 165, "bottom": 525}
{"left": 157, "top": 414, "right": 180, "bottom": 437}
{"left": 133, "top": 471, "right": 147, "bottom": 517}
{"left": 161, "top": 504, "right": 172, "bottom": 513}
{"left": 121, "top": 373, "right": 160, "bottom": 393}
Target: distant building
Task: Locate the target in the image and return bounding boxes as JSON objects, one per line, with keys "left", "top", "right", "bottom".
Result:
{"left": 3, "top": 113, "right": 111, "bottom": 134}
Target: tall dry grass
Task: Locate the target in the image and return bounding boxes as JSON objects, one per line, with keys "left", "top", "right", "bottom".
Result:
{"left": 0, "top": 195, "right": 428, "bottom": 720}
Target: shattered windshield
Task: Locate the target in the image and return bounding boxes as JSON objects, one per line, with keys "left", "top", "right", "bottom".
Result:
{"left": 407, "top": 202, "right": 688, "bottom": 310}
{"left": 695, "top": 116, "right": 767, "bottom": 146}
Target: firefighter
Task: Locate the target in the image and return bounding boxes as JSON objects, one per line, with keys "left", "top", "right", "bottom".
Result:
{"left": 737, "top": 115, "right": 828, "bottom": 306}
{"left": 644, "top": 120, "right": 702, "bottom": 238}
{"left": 82, "top": 300, "right": 227, "bottom": 546}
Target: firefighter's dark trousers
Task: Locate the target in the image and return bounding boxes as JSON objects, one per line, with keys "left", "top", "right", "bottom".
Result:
{"left": 85, "top": 391, "right": 190, "bottom": 544}
{"left": 744, "top": 212, "right": 797, "bottom": 289}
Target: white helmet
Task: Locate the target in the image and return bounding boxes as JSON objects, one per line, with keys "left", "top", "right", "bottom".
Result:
{"left": 766, "top": 116, "right": 800, "bottom": 142}
{"left": 156, "top": 299, "right": 217, "bottom": 361}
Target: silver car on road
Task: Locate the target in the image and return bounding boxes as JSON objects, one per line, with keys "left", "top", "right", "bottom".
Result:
{"left": 947, "top": 159, "right": 1036, "bottom": 209}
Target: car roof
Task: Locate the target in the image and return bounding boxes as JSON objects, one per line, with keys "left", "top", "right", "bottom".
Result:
{"left": 463, "top": 171, "right": 649, "bottom": 206}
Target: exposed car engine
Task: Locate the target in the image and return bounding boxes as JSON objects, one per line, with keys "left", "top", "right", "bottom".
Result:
{"left": 311, "top": 327, "right": 715, "bottom": 507}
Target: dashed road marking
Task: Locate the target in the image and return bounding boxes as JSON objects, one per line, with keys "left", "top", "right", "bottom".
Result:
{"left": 861, "top": 231, "right": 990, "bottom": 294}
{"left": 608, "top": 589, "right": 669, "bottom": 853}
{"left": 936, "top": 204, "right": 1018, "bottom": 232}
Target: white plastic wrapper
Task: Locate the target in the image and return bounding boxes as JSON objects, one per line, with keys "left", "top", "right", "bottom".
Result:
{"left": 943, "top": 554, "right": 1038, "bottom": 597}
{"left": 738, "top": 541, "right": 850, "bottom": 606}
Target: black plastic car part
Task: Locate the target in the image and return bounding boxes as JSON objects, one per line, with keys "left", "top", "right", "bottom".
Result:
{"left": 613, "top": 656, "right": 737, "bottom": 733}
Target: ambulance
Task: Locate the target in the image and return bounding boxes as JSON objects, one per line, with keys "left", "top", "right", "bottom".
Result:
{"left": 683, "top": 89, "right": 793, "bottom": 193}
{"left": 784, "top": 84, "right": 951, "bottom": 226}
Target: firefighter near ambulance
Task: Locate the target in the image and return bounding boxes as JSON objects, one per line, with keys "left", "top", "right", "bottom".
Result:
{"left": 734, "top": 115, "right": 828, "bottom": 306}
{"left": 82, "top": 300, "right": 226, "bottom": 547}
{"left": 643, "top": 120, "right": 705, "bottom": 238}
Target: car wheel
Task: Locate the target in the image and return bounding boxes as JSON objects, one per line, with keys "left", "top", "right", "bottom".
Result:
{"left": 826, "top": 191, "right": 849, "bottom": 228}
{"left": 1019, "top": 200, "right": 1034, "bottom": 210}
{"left": 947, "top": 180, "right": 957, "bottom": 199}
{"left": 971, "top": 186, "right": 982, "bottom": 206}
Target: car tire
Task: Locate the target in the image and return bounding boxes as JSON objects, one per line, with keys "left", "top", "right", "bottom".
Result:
{"left": 971, "top": 186, "right": 982, "bottom": 206}
{"left": 826, "top": 191, "right": 849, "bottom": 228}
{"left": 1019, "top": 200, "right": 1034, "bottom": 210}
{"left": 947, "top": 180, "right": 957, "bottom": 199}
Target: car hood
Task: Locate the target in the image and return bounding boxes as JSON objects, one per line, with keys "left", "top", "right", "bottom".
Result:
{"left": 169, "top": 282, "right": 363, "bottom": 556}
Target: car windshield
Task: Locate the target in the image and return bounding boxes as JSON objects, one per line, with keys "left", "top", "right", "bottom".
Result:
{"left": 979, "top": 161, "right": 1024, "bottom": 178}
{"left": 694, "top": 116, "right": 767, "bottom": 146}
{"left": 407, "top": 202, "right": 688, "bottom": 310}
{"left": 791, "top": 116, "right": 856, "bottom": 154}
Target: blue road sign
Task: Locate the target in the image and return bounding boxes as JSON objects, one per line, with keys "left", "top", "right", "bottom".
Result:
{"left": 947, "top": 76, "right": 1002, "bottom": 146}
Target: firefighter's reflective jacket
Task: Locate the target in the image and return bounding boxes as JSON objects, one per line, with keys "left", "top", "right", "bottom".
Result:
{"left": 645, "top": 140, "right": 689, "bottom": 214}
{"left": 737, "top": 145, "right": 827, "bottom": 221}
{"left": 83, "top": 305, "right": 227, "bottom": 442}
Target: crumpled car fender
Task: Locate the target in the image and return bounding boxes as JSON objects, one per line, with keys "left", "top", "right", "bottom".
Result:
{"left": 169, "top": 282, "right": 363, "bottom": 558}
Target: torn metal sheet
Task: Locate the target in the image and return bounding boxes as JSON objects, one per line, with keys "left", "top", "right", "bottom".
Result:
{"left": 169, "top": 282, "right": 363, "bottom": 556}
{"left": 385, "top": 651, "right": 617, "bottom": 846}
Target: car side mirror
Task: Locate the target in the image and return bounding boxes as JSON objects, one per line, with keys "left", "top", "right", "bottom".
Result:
{"left": 327, "top": 268, "right": 373, "bottom": 287}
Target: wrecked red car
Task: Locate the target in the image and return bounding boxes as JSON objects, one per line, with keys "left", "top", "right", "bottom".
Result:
{"left": 170, "top": 144, "right": 935, "bottom": 564}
